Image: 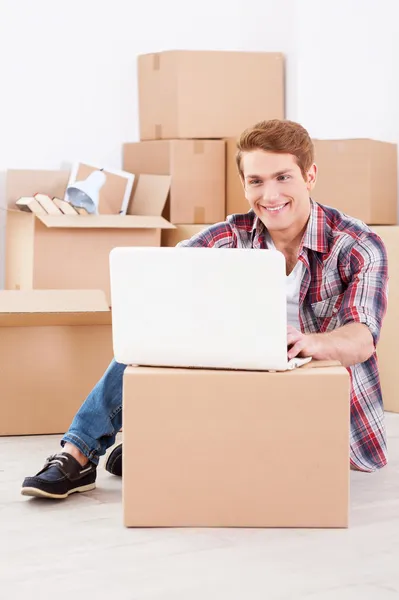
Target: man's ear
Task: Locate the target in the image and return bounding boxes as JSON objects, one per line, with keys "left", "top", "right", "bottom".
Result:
{"left": 306, "top": 163, "right": 317, "bottom": 191}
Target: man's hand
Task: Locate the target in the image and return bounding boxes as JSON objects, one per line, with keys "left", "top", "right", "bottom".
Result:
{"left": 287, "top": 323, "right": 375, "bottom": 367}
{"left": 287, "top": 326, "right": 321, "bottom": 361}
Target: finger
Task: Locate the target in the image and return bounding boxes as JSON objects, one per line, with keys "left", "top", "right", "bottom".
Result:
{"left": 288, "top": 339, "right": 305, "bottom": 359}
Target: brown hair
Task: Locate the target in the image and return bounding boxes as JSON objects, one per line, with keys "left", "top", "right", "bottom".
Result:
{"left": 236, "top": 119, "right": 314, "bottom": 180}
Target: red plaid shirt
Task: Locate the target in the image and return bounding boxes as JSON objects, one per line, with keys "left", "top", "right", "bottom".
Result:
{"left": 178, "top": 200, "right": 389, "bottom": 472}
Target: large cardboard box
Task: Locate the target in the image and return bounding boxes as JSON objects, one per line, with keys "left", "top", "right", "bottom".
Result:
{"left": 162, "top": 224, "right": 211, "bottom": 247}
{"left": 5, "top": 170, "right": 174, "bottom": 305}
{"left": 123, "top": 140, "right": 226, "bottom": 224}
{"left": 313, "top": 139, "right": 398, "bottom": 224}
{"left": 0, "top": 290, "right": 113, "bottom": 436}
{"left": 225, "top": 137, "right": 248, "bottom": 215}
{"left": 372, "top": 226, "right": 399, "bottom": 413}
{"left": 123, "top": 363, "right": 350, "bottom": 528}
{"left": 138, "top": 51, "right": 285, "bottom": 140}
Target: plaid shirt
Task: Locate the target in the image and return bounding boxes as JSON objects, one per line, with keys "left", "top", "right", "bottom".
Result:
{"left": 178, "top": 200, "right": 388, "bottom": 473}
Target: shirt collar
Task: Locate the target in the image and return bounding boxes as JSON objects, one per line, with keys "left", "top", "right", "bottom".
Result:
{"left": 300, "top": 199, "right": 329, "bottom": 253}
{"left": 251, "top": 199, "right": 329, "bottom": 254}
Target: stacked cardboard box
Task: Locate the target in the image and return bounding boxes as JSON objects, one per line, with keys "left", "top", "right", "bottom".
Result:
{"left": 124, "top": 50, "right": 285, "bottom": 246}
{"left": 3, "top": 169, "right": 128, "bottom": 434}
{"left": 124, "top": 140, "right": 226, "bottom": 225}
{"left": 313, "top": 139, "right": 398, "bottom": 224}
{"left": 0, "top": 290, "right": 113, "bottom": 435}
{"left": 137, "top": 51, "right": 284, "bottom": 140}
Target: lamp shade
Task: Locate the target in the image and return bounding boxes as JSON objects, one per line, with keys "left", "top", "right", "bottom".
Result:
{"left": 66, "top": 170, "right": 107, "bottom": 214}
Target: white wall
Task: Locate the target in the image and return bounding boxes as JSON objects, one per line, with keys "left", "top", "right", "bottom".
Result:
{"left": 0, "top": 0, "right": 297, "bottom": 171}
{"left": 1, "top": 0, "right": 398, "bottom": 179}
{"left": 296, "top": 0, "right": 399, "bottom": 143}
{"left": 0, "top": 0, "right": 298, "bottom": 286}
{"left": 1, "top": 0, "right": 399, "bottom": 285}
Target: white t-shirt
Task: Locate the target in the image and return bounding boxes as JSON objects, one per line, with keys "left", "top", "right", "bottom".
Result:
{"left": 265, "top": 233, "right": 304, "bottom": 330}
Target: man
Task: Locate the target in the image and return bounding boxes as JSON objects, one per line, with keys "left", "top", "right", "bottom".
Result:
{"left": 21, "top": 119, "right": 388, "bottom": 499}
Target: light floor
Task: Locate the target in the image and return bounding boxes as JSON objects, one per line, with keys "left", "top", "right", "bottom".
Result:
{"left": 1, "top": 415, "right": 399, "bottom": 600}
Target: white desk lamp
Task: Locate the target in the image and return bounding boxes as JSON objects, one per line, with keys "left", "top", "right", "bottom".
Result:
{"left": 65, "top": 170, "right": 106, "bottom": 214}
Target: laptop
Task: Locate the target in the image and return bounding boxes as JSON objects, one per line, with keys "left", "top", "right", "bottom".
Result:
{"left": 109, "top": 246, "right": 311, "bottom": 371}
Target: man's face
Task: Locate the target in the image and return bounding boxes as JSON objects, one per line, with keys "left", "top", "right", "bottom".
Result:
{"left": 241, "top": 151, "right": 317, "bottom": 233}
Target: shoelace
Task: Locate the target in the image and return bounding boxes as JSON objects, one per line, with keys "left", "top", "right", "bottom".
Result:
{"left": 45, "top": 453, "right": 70, "bottom": 469}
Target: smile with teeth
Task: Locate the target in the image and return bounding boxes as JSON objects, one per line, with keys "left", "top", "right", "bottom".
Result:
{"left": 261, "top": 203, "right": 288, "bottom": 212}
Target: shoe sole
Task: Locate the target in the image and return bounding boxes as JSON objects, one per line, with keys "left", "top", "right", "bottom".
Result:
{"left": 21, "top": 482, "right": 96, "bottom": 499}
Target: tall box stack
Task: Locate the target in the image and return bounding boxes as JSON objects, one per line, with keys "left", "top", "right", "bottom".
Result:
{"left": 125, "top": 50, "right": 285, "bottom": 247}
{"left": 121, "top": 50, "right": 349, "bottom": 528}
{"left": 313, "top": 139, "right": 399, "bottom": 415}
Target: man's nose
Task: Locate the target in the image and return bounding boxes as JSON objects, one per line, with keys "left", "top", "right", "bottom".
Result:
{"left": 262, "top": 182, "right": 280, "bottom": 202}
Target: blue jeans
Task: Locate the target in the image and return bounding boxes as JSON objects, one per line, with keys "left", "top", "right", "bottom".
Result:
{"left": 61, "top": 359, "right": 126, "bottom": 465}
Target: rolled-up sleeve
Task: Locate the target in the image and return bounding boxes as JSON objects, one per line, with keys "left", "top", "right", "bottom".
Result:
{"left": 340, "top": 233, "right": 388, "bottom": 345}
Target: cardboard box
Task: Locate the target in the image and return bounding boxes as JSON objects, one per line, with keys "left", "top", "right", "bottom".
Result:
{"left": 313, "top": 139, "right": 398, "bottom": 224}
{"left": 138, "top": 51, "right": 284, "bottom": 140}
{"left": 5, "top": 170, "right": 174, "bottom": 305}
{"left": 225, "top": 137, "right": 248, "bottom": 215}
{"left": 123, "top": 140, "right": 226, "bottom": 224}
{"left": 372, "top": 226, "right": 399, "bottom": 413}
{"left": 0, "top": 290, "right": 113, "bottom": 436}
{"left": 123, "top": 362, "right": 350, "bottom": 528}
{"left": 162, "top": 224, "right": 211, "bottom": 247}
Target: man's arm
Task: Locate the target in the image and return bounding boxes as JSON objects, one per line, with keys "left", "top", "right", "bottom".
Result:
{"left": 288, "top": 232, "right": 388, "bottom": 368}
{"left": 287, "top": 322, "right": 374, "bottom": 367}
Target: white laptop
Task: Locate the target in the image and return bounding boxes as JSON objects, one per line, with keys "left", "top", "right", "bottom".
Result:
{"left": 109, "top": 247, "right": 311, "bottom": 372}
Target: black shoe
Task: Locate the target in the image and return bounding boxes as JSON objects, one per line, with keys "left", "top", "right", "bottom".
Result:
{"left": 21, "top": 452, "right": 97, "bottom": 499}
{"left": 105, "top": 443, "right": 122, "bottom": 477}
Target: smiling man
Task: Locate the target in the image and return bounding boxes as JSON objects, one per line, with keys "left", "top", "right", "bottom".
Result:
{"left": 21, "top": 119, "right": 389, "bottom": 500}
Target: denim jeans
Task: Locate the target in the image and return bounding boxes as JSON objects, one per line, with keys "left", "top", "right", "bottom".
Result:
{"left": 61, "top": 359, "right": 126, "bottom": 465}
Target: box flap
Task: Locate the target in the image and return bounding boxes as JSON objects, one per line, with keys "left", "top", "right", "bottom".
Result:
{"left": 128, "top": 174, "right": 171, "bottom": 216}
{"left": 35, "top": 214, "right": 175, "bottom": 230}
{"left": 0, "top": 290, "right": 111, "bottom": 327}
{"left": 6, "top": 169, "right": 70, "bottom": 208}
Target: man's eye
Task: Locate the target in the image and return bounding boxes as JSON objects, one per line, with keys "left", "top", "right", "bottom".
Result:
{"left": 249, "top": 179, "right": 262, "bottom": 185}
{"left": 277, "top": 175, "right": 290, "bottom": 181}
